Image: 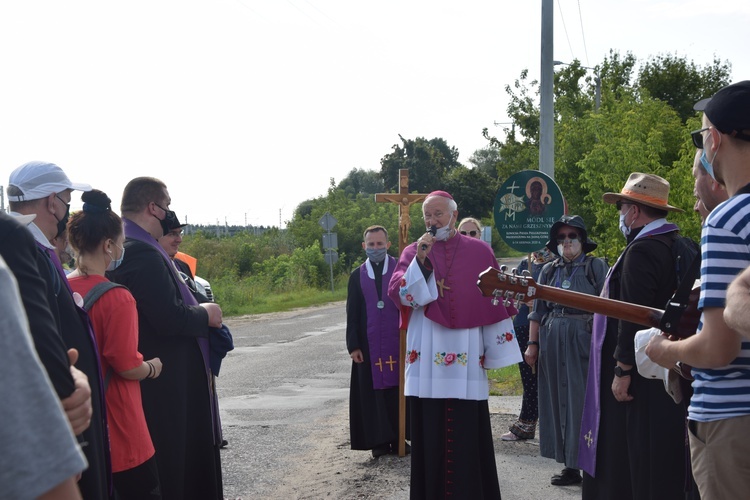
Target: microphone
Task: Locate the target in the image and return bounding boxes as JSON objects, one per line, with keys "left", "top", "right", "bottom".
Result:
{"left": 421, "top": 225, "right": 438, "bottom": 251}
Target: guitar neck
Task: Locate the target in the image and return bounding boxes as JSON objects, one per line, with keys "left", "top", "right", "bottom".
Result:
{"left": 534, "top": 284, "right": 664, "bottom": 330}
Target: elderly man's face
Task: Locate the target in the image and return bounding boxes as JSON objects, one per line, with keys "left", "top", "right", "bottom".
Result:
{"left": 422, "top": 196, "right": 455, "bottom": 230}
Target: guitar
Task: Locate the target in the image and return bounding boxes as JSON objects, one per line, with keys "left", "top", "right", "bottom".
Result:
{"left": 477, "top": 266, "right": 701, "bottom": 380}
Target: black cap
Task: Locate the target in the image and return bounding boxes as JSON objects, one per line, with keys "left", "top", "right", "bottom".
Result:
{"left": 694, "top": 80, "right": 750, "bottom": 142}
{"left": 167, "top": 215, "right": 188, "bottom": 231}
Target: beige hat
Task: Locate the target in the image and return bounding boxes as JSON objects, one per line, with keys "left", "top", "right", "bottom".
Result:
{"left": 602, "top": 172, "right": 683, "bottom": 213}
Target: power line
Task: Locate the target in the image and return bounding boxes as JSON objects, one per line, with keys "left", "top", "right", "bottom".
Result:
{"left": 556, "top": 0, "right": 574, "bottom": 61}
{"left": 577, "top": 0, "right": 591, "bottom": 67}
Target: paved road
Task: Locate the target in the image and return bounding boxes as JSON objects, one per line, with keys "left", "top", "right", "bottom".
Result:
{"left": 218, "top": 301, "right": 580, "bottom": 499}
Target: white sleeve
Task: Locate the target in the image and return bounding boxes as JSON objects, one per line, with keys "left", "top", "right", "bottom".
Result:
{"left": 397, "top": 257, "right": 438, "bottom": 309}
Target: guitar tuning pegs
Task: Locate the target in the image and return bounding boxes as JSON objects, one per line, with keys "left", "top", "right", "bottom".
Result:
{"left": 497, "top": 271, "right": 507, "bottom": 282}
{"left": 503, "top": 298, "right": 511, "bottom": 307}
{"left": 491, "top": 297, "right": 499, "bottom": 306}
{"left": 521, "top": 269, "right": 531, "bottom": 277}
{"left": 510, "top": 267, "right": 518, "bottom": 275}
{"left": 515, "top": 293, "right": 526, "bottom": 302}
{"left": 499, "top": 265, "right": 507, "bottom": 273}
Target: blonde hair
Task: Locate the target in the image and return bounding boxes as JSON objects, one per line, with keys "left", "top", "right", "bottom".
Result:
{"left": 458, "top": 217, "right": 483, "bottom": 232}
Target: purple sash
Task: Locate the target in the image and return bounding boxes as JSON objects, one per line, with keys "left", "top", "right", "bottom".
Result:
{"left": 123, "top": 219, "right": 221, "bottom": 441}
{"left": 578, "top": 223, "right": 678, "bottom": 476}
{"left": 360, "top": 257, "right": 400, "bottom": 390}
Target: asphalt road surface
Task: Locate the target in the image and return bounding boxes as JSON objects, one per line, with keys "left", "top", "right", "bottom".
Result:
{"left": 218, "top": 300, "right": 579, "bottom": 499}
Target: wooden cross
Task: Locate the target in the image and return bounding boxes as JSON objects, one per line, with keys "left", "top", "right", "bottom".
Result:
{"left": 374, "top": 358, "right": 384, "bottom": 372}
{"left": 385, "top": 355, "right": 398, "bottom": 371}
{"left": 375, "top": 169, "right": 428, "bottom": 254}
{"left": 375, "top": 168, "right": 428, "bottom": 457}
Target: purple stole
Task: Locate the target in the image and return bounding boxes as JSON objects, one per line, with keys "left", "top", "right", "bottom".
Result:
{"left": 360, "top": 256, "right": 400, "bottom": 390}
{"left": 578, "top": 223, "right": 678, "bottom": 476}
{"left": 123, "top": 219, "right": 221, "bottom": 442}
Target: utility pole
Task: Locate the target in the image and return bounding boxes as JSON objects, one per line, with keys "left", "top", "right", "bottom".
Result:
{"left": 539, "top": 0, "right": 554, "bottom": 179}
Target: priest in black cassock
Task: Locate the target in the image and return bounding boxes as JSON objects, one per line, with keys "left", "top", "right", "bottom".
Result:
{"left": 346, "top": 225, "right": 406, "bottom": 458}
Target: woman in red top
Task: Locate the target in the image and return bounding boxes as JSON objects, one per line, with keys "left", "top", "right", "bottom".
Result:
{"left": 67, "top": 189, "right": 163, "bottom": 500}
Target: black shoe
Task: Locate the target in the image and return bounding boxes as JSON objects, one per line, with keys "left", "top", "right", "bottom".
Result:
{"left": 371, "top": 445, "right": 390, "bottom": 458}
{"left": 220, "top": 439, "right": 228, "bottom": 449}
{"left": 551, "top": 468, "right": 582, "bottom": 486}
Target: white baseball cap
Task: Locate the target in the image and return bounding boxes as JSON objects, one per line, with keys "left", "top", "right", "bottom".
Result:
{"left": 7, "top": 161, "right": 91, "bottom": 202}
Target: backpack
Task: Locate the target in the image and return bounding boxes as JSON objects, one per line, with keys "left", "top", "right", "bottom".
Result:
{"left": 652, "top": 233, "right": 701, "bottom": 288}
{"left": 82, "top": 281, "right": 127, "bottom": 391}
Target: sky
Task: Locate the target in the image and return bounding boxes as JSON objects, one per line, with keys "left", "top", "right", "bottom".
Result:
{"left": 1, "top": 1, "right": 748, "bottom": 228}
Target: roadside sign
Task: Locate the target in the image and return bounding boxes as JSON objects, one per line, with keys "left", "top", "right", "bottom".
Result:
{"left": 322, "top": 232, "right": 338, "bottom": 250}
{"left": 324, "top": 249, "right": 339, "bottom": 265}
{"left": 319, "top": 212, "right": 337, "bottom": 232}
{"left": 494, "top": 170, "right": 565, "bottom": 253}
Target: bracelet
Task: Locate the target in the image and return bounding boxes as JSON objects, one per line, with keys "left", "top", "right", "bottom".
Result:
{"left": 527, "top": 341, "right": 539, "bottom": 346}
{"left": 146, "top": 361, "right": 154, "bottom": 379}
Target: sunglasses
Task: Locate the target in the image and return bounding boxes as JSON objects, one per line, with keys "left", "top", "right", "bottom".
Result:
{"left": 556, "top": 232, "right": 579, "bottom": 242}
{"left": 460, "top": 230, "right": 478, "bottom": 236}
{"left": 691, "top": 127, "right": 710, "bottom": 149}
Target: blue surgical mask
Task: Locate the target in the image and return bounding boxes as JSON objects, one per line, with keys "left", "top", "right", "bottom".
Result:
{"left": 700, "top": 149, "right": 718, "bottom": 181}
{"left": 618, "top": 206, "right": 634, "bottom": 239}
{"left": 366, "top": 247, "right": 387, "bottom": 263}
{"left": 107, "top": 243, "right": 126, "bottom": 271}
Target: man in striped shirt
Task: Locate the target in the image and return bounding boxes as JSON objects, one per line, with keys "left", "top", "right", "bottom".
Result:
{"left": 647, "top": 80, "right": 750, "bottom": 499}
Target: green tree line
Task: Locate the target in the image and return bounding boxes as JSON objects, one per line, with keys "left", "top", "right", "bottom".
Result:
{"left": 180, "top": 51, "right": 732, "bottom": 314}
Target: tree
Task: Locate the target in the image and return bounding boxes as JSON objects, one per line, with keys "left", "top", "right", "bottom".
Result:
{"left": 337, "top": 168, "right": 384, "bottom": 199}
{"left": 443, "top": 166, "right": 498, "bottom": 220}
{"left": 638, "top": 54, "right": 731, "bottom": 123}
{"left": 380, "top": 135, "right": 462, "bottom": 193}
{"left": 467, "top": 145, "right": 502, "bottom": 179}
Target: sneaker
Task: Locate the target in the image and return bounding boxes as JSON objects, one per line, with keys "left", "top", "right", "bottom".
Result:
{"left": 501, "top": 431, "right": 523, "bottom": 441}
{"left": 551, "top": 468, "right": 582, "bottom": 486}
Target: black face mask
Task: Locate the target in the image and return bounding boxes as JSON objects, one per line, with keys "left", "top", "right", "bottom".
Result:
{"left": 54, "top": 195, "right": 70, "bottom": 238}
{"left": 153, "top": 203, "right": 179, "bottom": 237}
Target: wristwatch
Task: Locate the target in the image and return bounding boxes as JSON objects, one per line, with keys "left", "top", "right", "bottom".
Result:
{"left": 614, "top": 365, "right": 633, "bottom": 377}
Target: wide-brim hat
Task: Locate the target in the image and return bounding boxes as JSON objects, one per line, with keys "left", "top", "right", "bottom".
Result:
{"left": 545, "top": 214, "right": 597, "bottom": 256}
{"left": 602, "top": 172, "right": 683, "bottom": 213}
{"left": 166, "top": 215, "right": 188, "bottom": 231}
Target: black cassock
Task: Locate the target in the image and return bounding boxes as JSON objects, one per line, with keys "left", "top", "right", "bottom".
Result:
{"left": 346, "top": 261, "right": 407, "bottom": 450}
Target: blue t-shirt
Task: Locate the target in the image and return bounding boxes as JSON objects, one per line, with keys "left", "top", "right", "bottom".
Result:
{"left": 689, "top": 193, "right": 750, "bottom": 422}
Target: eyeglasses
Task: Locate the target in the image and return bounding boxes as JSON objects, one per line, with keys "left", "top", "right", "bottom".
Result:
{"left": 460, "top": 230, "right": 478, "bottom": 237}
{"left": 556, "top": 232, "right": 579, "bottom": 242}
{"left": 615, "top": 201, "right": 632, "bottom": 211}
{"left": 691, "top": 127, "right": 710, "bottom": 149}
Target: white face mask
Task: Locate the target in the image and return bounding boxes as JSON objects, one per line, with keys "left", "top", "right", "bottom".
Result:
{"left": 434, "top": 214, "right": 454, "bottom": 241}
{"left": 619, "top": 206, "right": 634, "bottom": 238}
{"left": 557, "top": 238, "right": 582, "bottom": 261}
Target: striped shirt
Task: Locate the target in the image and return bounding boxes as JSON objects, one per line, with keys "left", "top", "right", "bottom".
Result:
{"left": 689, "top": 193, "right": 750, "bottom": 422}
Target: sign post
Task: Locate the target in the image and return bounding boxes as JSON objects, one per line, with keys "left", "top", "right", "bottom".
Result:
{"left": 319, "top": 212, "right": 338, "bottom": 292}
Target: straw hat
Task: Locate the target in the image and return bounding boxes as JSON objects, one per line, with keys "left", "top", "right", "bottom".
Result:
{"left": 602, "top": 172, "right": 683, "bottom": 213}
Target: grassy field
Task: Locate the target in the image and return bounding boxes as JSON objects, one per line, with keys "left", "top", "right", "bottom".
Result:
{"left": 487, "top": 364, "right": 523, "bottom": 396}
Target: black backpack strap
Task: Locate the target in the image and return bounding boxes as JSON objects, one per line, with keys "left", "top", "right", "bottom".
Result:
{"left": 82, "top": 281, "right": 126, "bottom": 391}
{"left": 82, "top": 281, "right": 125, "bottom": 311}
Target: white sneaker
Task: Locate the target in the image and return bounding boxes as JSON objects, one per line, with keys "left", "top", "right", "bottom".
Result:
{"left": 501, "top": 431, "right": 521, "bottom": 441}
